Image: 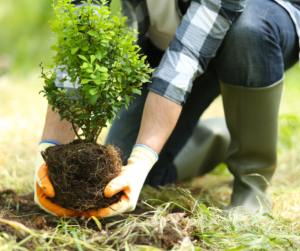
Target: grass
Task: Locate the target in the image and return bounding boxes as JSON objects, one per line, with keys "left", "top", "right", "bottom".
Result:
{"left": 1, "top": 64, "right": 300, "bottom": 250}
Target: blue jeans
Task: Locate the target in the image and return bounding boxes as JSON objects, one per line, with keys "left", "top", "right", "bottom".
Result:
{"left": 106, "top": 0, "right": 299, "bottom": 187}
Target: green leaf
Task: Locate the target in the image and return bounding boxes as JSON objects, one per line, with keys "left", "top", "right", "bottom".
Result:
{"left": 81, "top": 79, "right": 91, "bottom": 84}
{"left": 90, "top": 95, "right": 99, "bottom": 105}
{"left": 122, "top": 66, "right": 131, "bottom": 72}
{"left": 95, "top": 53, "right": 102, "bottom": 61}
{"left": 89, "top": 88, "right": 98, "bottom": 95}
{"left": 91, "top": 55, "right": 96, "bottom": 63}
{"left": 45, "top": 64, "right": 54, "bottom": 68}
{"left": 94, "top": 79, "right": 102, "bottom": 85}
{"left": 82, "top": 46, "right": 89, "bottom": 51}
{"left": 71, "top": 47, "right": 79, "bottom": 54}
{"left": 82, "top": 85, "right": 93, "bottom": 90}
{"left": 117, "top": 74, "right": 122, "bottom": 83}
{"left": 132, "top": 88, "right": 141, "bottom": 95}
{"left": 125, "top": 94, "right": 130, "bottom": 103}
{"left": 140, "top": 77, "right": 149, "bottom": 83}
{"left": 109, "top": 118, "right": 114, "bottom": 125}
{"left": 97, "top": 66, "right": 108, "bottom": 72}
{"left": 50, "top": 45, "right": 58, "bottom": 51}
{"left": 78, "top": 55, "right": 88, "bottom": 61}
{"left": 100, "top": 75, "right": 108, "bottom": 80}
{"left": 81, "top": 62, "right": 89, "bottom": 68}
{"left": 100, "top": 49, "right": 108, "bottom": 56}
{"left": 112, "top": 106, "right": 119, "bottom": 112}
{"left": 88, "top": 30, "right": 96, "bottom": 36}
{"left": 78, "top": 113, "right": 90, "bottom": 119}
{"left": 51, "top": 27, "right": 60, "bottom": 33}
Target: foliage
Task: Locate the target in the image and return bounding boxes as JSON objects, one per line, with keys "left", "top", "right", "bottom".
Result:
{"left": 40, "top": 0, "right": 152, "bottom": 143}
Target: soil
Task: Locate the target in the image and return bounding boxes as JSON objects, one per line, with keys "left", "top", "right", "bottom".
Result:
{"left": 0, "top": 189, "right": 131, "bottom": 232}
{"left": 133, "top": 224, "right": 185, "bottom": 250}
{"left": 41, "top": 140, "right": 123, "bottom": 211}
{"left": 0, "top": 189, "right": 187, "bottom": 250}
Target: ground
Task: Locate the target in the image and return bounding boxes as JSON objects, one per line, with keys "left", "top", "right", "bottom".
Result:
{"left": 0, "top": 64, "right": 300, "bottom": 250}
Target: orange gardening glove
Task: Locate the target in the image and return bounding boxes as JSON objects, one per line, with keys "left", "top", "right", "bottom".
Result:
{"left": 82, "top": 145, "right": 158, "bottom": 218}
{"left": 34, "top": 142, "right": 81, "bottom": 217}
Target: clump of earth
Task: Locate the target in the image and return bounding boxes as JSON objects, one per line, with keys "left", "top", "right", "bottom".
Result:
{"left": 41, "top": 140, "right": 123, "bottom": 211}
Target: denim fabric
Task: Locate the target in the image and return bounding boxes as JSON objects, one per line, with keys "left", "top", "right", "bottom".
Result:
{"left": 215, "top": 0, "right": 299, "bottom": 87}
{"left": 106, "top": 0, "right": 299, "bottom": 187}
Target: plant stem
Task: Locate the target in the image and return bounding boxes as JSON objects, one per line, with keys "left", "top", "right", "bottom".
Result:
{"left": 71, "top": 120, "right": 82, "bottom": 141}
{"left": 94, "top": 126, "right": 102, "bottom": 144}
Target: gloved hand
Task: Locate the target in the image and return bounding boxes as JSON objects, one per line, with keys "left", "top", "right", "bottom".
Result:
{"left": 34, "top": 141, "right": 81, "bottom": 217}
{"left": 82, "top": 145, "right": 158, "bottom": 218}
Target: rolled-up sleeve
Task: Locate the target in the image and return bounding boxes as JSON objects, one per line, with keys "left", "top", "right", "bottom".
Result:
{"left": 148, "top": 0, "right": 247, "bottom": 105}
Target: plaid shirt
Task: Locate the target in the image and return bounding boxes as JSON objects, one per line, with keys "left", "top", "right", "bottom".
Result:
{"left": 121, "top": 0, "right": 247, "bottom": 105}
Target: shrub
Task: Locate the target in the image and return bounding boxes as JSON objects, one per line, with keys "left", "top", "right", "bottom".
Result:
{"left": 40, "top": 0, "right": 152, "bottom": 143}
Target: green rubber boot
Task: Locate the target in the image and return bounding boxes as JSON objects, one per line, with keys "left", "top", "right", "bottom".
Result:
{"left": 220, "top": 77, "right": 284, "bottom": 214}
{"left": 174, "top": 118, "right": 230, "bottom": 182}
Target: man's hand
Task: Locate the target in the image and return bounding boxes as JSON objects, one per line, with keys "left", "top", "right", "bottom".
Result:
{"left": 34, "top": 142, "right": 81, "bottom": 217}
{"left": 82, "top": 145, "right": 158, "bottom": 218}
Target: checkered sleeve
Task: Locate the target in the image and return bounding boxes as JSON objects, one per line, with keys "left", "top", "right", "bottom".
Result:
{"left": 148, "top": 0, "right": 247, "bottom": 105}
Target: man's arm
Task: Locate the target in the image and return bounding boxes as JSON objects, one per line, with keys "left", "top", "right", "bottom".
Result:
{"left": 136, "top": 91, "right": 182, "bottom": 154}
{"left": 137, "top": 0, "right": 246, "bottom": 151}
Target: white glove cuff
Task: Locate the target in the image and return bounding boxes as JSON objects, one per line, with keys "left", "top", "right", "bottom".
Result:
{"left": 128, "top": 144, "right": 158, "bottom": 171}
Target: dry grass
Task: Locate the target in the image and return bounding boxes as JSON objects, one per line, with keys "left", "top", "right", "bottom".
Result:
{"left": 0, "top": 65, "right": 300, "bottom": 250}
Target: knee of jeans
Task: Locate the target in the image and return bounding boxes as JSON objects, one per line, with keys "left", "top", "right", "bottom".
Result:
{"left": 216, "top": 12, "right": 282, "bottom": 87}
{"left": 231, "top": 14, "right": 266, "bottom": 45}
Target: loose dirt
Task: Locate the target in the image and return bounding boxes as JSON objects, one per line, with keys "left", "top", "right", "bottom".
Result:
{"left": 133, "top": 224, "right": 185, "bottom": 250}
{"left": 0, "top": 189, "right": 187, "bottom": 250}
{"left": 0, "top": 189, "right": 138, "bottom": 236}
{"left": 41, "top": 140, "right": 123, "bottom": 211}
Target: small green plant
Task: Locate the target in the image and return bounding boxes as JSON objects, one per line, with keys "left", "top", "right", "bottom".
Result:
{"left": 40, "top": 0, "right": 152, "bottom": 143}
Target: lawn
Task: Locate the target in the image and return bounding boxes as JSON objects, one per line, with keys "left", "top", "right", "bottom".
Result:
{"left": 0, "top": 64, "right": 300, "bottom": 250}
